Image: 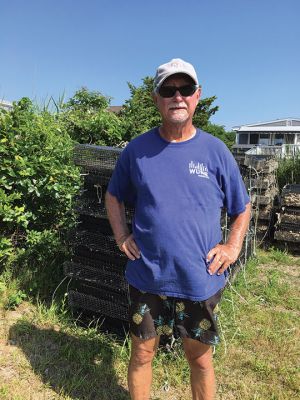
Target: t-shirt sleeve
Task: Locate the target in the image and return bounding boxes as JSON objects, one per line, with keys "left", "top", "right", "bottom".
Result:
{"left": 220, "top": 149, "right": 250, "bottom": 217}
{"left": 107, "top": 146, "right": 136, "bottom": 204}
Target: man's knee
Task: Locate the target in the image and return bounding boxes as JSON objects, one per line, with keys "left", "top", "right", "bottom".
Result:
{"left": 130, "top": 347, "right": 156, "bottom": 367}
{"left": 184, "top": 339, "right": 213, "bottom": 371}
{"left": 187, "top": 352, "right": 214, "bottom": 374}
{"left": 130, "top": 334, "right": 159, "bottom": 367}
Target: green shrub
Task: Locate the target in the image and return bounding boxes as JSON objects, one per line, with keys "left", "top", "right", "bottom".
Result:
{"left": 60, "top": 87, "right": 124, "bottom": 145}
{"left": 277, "top": 156, "right": 300, "bottom": 190}
{"left": 0, "top": 98, "right": 81, "bottom": 297}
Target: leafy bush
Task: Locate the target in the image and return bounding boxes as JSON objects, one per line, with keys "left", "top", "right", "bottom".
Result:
{"left": 0, "top": 98, "right": 81, "bottom": 296}
{"left": 60, "top": 88, "right": 124, "bottom": 146}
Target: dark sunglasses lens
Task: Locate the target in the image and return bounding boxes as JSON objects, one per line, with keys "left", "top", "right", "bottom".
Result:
{"left": 180, "top": 85, "right": 197, "bottom": 96}
{"left": 159, "top": 86, "right": 176, "bottom": 97}
{"left": 159, "top": 85, "right": 197, "bottom": 98}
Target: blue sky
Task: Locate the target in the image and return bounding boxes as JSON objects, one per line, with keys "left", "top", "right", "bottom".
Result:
{"left": 0, "top": 0, "right": 299, "bottom": 130}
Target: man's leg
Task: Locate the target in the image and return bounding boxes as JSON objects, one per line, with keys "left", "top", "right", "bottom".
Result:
{"left": 183, "top": 338, "right": 215, "bottom": 400}
{"left": 128, "top": 333, "right": 160, "bottom": 400}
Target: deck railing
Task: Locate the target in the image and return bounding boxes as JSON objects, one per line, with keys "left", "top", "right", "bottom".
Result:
{"left": 243, "top": 144, "right": 300, "bottom": 158}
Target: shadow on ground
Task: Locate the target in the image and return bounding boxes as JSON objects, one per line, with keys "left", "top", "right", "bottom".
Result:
{"left": 9, "top": 320, "right": 130, "bottom": 400}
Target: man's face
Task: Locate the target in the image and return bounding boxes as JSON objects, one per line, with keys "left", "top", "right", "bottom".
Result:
{"left": 153, "top": 73, "right": 201, "bottom": 125}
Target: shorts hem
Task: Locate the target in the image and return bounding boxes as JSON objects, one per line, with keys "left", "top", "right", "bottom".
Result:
{"left": 130, "top": 330, "right": 158, "bottom": 340}
{"left": 179, "top": 332, "right": 220, "bottom": 346}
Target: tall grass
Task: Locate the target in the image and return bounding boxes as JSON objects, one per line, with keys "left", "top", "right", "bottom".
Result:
{"left": 277, "top": 155, "right": 300, "bottom": 190}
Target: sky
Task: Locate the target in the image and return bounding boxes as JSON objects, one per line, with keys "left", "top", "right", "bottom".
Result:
{"left": 0, "top": 0, "right": 299, "bottom": 130}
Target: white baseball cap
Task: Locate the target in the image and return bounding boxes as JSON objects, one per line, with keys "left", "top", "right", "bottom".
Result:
{"left": 154, "top": 58, "right": 199, "bottom": 92}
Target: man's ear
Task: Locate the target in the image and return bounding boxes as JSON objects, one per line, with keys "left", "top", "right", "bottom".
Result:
{"left": 196, "top": 86, "right": 201, "bottom": 103}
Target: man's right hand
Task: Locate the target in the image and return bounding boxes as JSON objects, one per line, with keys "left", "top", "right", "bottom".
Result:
{"left": 118, "top": 233, "right": 140, "bottom": 261}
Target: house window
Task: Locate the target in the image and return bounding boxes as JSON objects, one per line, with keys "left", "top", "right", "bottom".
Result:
{"left": 285, "top": 134, "right": 295, "bottom": 144}
{"left": 238, "top": 133, "right": 248, "bottom": 144}
{"left": 259, "top": 134, "right": 270, "bottom": 145}
{"left": 249, "top": 134, "right": 259, "bottom": 144}
{"left": 274, "top": 134, "right": 284, "bottom": 145}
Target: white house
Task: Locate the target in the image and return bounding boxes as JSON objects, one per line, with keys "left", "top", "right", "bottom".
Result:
{"left": 233, "top": 118, "right": 300, "bottom": 146}
{"left": 0, "top": 100, "right": 13, "bottom": 111}
{"left": 232, "top": 118, "right": 300, "bottom": 158}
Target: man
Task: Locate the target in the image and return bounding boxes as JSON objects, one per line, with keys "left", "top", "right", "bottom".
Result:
{"left": 105, "top": 58, "right": 251, "bottom": 400}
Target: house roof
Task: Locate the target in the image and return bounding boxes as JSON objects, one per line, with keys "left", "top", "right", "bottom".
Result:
{"left": 107, "top": 105, "right": 123, "bottom": 114}
{"left": 233, "top": 118, "right": 300, "bottom": 132}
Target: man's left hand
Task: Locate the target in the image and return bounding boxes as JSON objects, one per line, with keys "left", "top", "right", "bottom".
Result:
{"left": 206, "top": 243, "right": 240, "bottom": 276}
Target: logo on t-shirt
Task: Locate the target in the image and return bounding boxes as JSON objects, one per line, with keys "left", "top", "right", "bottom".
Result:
{"left": 189, "top": 161, "right": 209, "bottom": 179}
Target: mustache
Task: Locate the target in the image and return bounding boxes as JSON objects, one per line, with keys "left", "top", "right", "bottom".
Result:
{"left": 168, "top": 103, "right": 187, "bottom": 110}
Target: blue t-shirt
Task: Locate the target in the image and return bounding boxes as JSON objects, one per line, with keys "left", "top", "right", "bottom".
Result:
{"left": 107, "top": 128, "right": 249, "bottom": 301}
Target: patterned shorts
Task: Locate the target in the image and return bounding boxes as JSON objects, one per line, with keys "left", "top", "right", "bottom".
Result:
{"left": 128, "top": 285, "right": 223, "bottom": 345}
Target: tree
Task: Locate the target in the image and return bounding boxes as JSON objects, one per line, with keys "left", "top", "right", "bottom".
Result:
{"left": 119, "top": 77, "right": 161, "bottom": 141}
{"left": 61, "top": 88, "right": 124, "bottom": 146}
{"left": 202, "top": 123, "right": 236, "bottom": 149}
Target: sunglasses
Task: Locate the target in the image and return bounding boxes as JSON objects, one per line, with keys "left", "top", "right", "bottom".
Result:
{"left": 158, "top": 84, "right": 198, "bottom": 98}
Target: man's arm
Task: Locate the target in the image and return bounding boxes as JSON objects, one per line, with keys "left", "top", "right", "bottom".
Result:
{"left": 105, "top": 191, "right": 140, "bottom": 261}
{"left": 206, "top": 202, "right": 251, "bottom": 275}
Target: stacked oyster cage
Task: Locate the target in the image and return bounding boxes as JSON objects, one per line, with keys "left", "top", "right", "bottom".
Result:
{"left": 274, "top": 184, "right": 300, "bottom": 252}
{"left": 66, "top": 144, "right": 255, "bottom": 326}
{"left": 65, "top": 144, "right": 132, "bottom": 324}
{"left": 242, "top": 151, "right": 279, "bottom": 244}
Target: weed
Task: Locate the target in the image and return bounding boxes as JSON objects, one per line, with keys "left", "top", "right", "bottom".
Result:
{"left": 5, "top": 290, "right": 26, "bottom": 310}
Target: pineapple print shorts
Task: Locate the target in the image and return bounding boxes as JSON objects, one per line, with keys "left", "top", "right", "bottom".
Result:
{"left": 128, "top": 285, "right": 223, "bottom": 346}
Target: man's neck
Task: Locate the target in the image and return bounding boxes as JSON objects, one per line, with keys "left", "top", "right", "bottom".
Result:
{"left": 159, "top": 123, "right": 196, "bottom": 143}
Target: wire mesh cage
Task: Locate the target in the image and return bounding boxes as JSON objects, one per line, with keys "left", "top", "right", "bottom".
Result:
{"left": 274, "top": 230, "right": 300, "bottom": 243}
{"left": 73, "top": 282, "right": 128, "bottom": 306}
{"left": 75, "top": 195, "right": 134, "bottom": 223}
{"left": 82, "top": 178, "right": 108, "bottom": 200}
{"left": 244, "top": 175, "right": 276, "bottom": 190}
{"left": 72, "top": 246, "right": 127, "bottom": 267}
{"left": 276, "top": 222, "right": 300, "bottom": 233}
{"left": 281, "top": 184, "right": 300, "bottom": 207}
{"left": 226, "top": 228, "right": 255, "bottom": 281}
{"left": 279, "top": 207, "right": 300, "bottom": 224}
{"left": 71, "top": 252, "right": 127, "bottom": 270}
{"left": 254, "top": 204, "right": 274, "bottom": 221}
{"left": 244, "top": 157, "right": 278, "bottom": 173}
{"left": 73, "top": 144, "right": 122, "bottom": 173}
{"left": 64, "top": 261, "right": 128, "bottom": 292}
{"left": 70, "top": 230, "right": 127, "bottom": 259}
{"left": 68, "top": 143, "right": 261, "bottom": 325}
{"left": 77, "top": 214, "right": 114, "bottom": 235}
{"left": 282, "top": 184, "right": 300, "bottom": 195}
{"left": 68, "top": 290, "right": 129, "bottom": 321}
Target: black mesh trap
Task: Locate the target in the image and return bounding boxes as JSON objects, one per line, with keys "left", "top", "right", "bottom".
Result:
{"left": 70, "top": 230, "right": 127, "bottom": 259}
{"left": 74, "top": 144, "right": 122, "bottom": 173}
{"left": 277, "top": 222, "right": 300, "bottom": 233}
{"left": 73, "top": 247, "right": 127, "bottom": 267}
{"left": 282, "top": 184, "right": 300, "bottom": 195}
{"left": 68, "top": 290, "right": 129, "bottom": 321}
{"left": 75, "top": 195, "right": 134, "bottom": 223}
{"left": 71, "top": 253, "right": 126, "bottom": 272}
{"left": 64, "top": 260, "right": 128, "bottom": 292}
{"left": 73, "top": 282, "right": 128, "bottom": 306}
